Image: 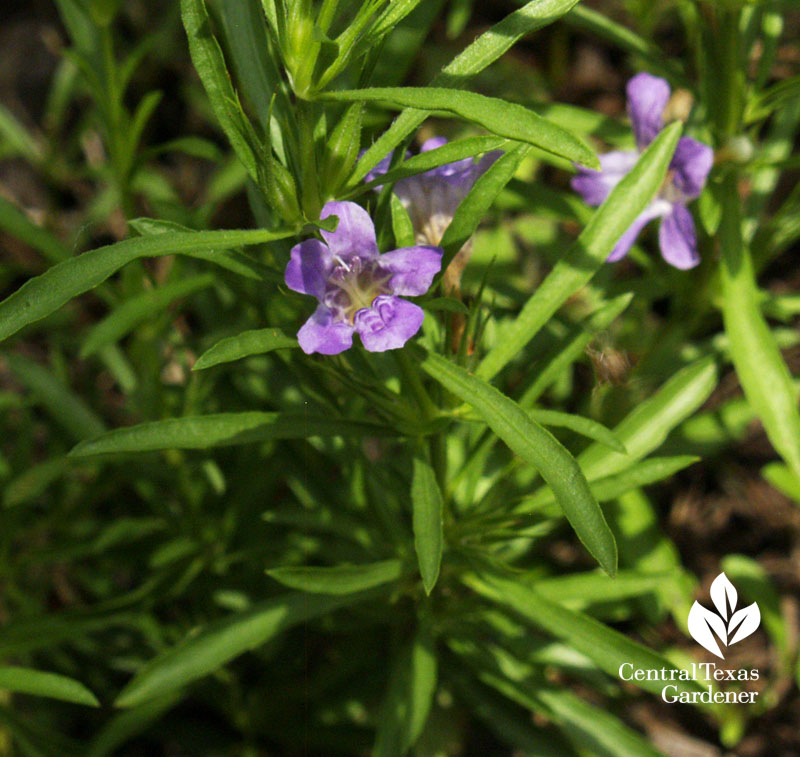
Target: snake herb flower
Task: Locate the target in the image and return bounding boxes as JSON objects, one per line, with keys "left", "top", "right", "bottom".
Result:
{"left": 571, "top": 72, "right": 714, "bottom": 269}
{"left": 367, "top": 136, "right": 501, "bottom": 292}
{"left": 368, "top": 137, "right": 502, "bottom": 247}
{"left": 285, "top": 201, "right": 442, "bottom": 355}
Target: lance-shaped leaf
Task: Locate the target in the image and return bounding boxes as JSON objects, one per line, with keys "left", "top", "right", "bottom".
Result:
{"left": 411, "top": 454, "right": 444, "bottom": 594}
{"left": 374, "top": 624, "right": 437, "bottom": 756}
{"left": 419, "top": 351, "right": 616, "bottom": 575}
{"left": 182, "top": 0, "right": 260, "bottom": 180}
{"left": 69, "top": 412, "right": 397, "bottom": 456}
{"left": 81, "top": 274, "right": 215, "bottom": 358}
{"left": 193, "top": 328, "right": 298, "bottom": 370}
{"left": 324, "top": 87, "right": 596, "bottom": 167}
{"left": 115, "top": 591, "right": 382, "bottom": 707}
{"left": 0, "top": 667, "right": 99, "bottom": 707}
{"left": 267, "top": 560, "right": 403, "bottom": 595}
{"left": 353, "top": 0, "right": 583, "bottom": 183}
{"left": 0, "top": 228, "right": 291, "bottom": 344}
{"left": 438, "top": 145, "right": 529, "bottom": 272}
{"left": 476, "top": 122, "right": 681, "bottom": 382}
{"left": 719, "top": 174, "right": 800, "bottom": 480}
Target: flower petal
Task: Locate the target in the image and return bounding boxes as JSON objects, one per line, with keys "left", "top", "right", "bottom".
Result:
{"left": 354, "top": 296, "right": 424, "bottom": 352}
{"left": 297, "top": 305, "right": 354, "bottom": 355}
{"left": 285, "top": 239, "right": 332, "bottom": 298}
{"left": 362, "top": 150, "right": 395, "bottom": 188}
{"left": 421, "top": 136, "right": 448, "bottom": 153}
{"left": 670, "top": 137, "right": 714, "bottom": 198}
{"left": 658, "top": 203, "right": 700, "bottom": 269}
{"left": 571, "top": 150, "right": 639, "bottom": 206}
{"left": 379, "top": 245, "right": 443, "bottom": 296}
{"left": 607, "top": 200, "right": 671, "bottom": 262}
{"left": 627, "top": 72, "right": 670, "bottom": 149}
{"left": 320, "top": 201, "right": 379, "bottom": 260}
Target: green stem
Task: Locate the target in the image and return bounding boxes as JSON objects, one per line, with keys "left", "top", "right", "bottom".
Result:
{"left": 296, "top": 100, "right": 321, "bottom": 218}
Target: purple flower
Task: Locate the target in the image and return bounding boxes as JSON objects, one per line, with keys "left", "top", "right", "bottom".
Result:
{"left": 285, "top": 201, "right": 442, "bottom": 355}
{"left": 571, "top": 73, "right": 714, "bottom": 270}
{"left": 367, "top": 137, "right": 502, "bottom": 246}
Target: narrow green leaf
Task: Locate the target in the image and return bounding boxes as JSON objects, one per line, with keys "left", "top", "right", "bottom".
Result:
{"left": 87, "top": 695, "right": 179, "bottom": 757}
{"left": 439, "top": 146, "right": 528, "bottom": 270}
{"left": 577, "top": 357, "right": 718, "bottom": 481}
{"left": 520, "top": 294, "right": 633, "bottom": 407}
{"left": 476, "top": 122, "right": 682, "bottom": 381}
{"left": 565, "top": 5, "right": 686, "bottom": 85}
{"left": 463, "top": 643, "right": 663, "bottom": 757}
{"left": 353, "top": 0, "right": 583, "bottom": 182}
{"left": 218, "top": 0, "right": 283, "bottom": 133}
{"left": 323, "top": 103, "right": 363, "bottom": 193}
{"left": 762, "top": 462, "right": 800, "bottom": 505}
{"left": 267, "top": 559, "right": 403, "bottom": 595}
{"left": 0, "top": 104, "right": 43, "bottom": 163}
{"left": 390, "top": 193, "right": 415, "bottom": 248}
{"left": 325, "top": 87, "right": 596, "bottom": 167}
{"left": 535, "top": 570, "right": 672, "bottom": 607}
{"left": 129, "top": 217, "right": 281, "bottom": 282}
{"left": 369, "top": 0, "right": 425, "bottom": 38}
{"left": 3, "top": 457, "right": 69, "bottom": 508}
{"left": 81, "top": 274, "right": 214, "bottom": 358}
{"left": 520, "top": 456, "right": 700, "bottom": 512}
{"left": 527, "top": 409, "right": 625, "bottom": 452}
{"left": 115, "top": 591, "right": 378, "bottom": 707}
{"left": 0, "top": 666, "right": 99, "bottom": 707}
{"left": 0, "top": 196, "right": 70, "bottom": 263}
{"left": 419, "top": 351, "right": 616, "bottom": 575}
{"left": 411, "top": 455, "right": 444, "bottom": 594}
{"left": 374, "top": 626, "right": 437, "bottom": 756}
{"left": 464, "top": 572, "right": 703, "bottom": 698}
{"left": 0, "top": 228, "right": 291, "bottom": 344}
{"left": 193, "top": 328, "right": 297, "bottom": 370}
{"left": 69, "top": 412, "right": 396, "bottom": 456}
{"left": 719, "top": 175, "right": 800, "bottom": 479}
{"left": 181, "top": 0, "right": 260, "bottom": 180}
{"left": 359, "top": 136, "right": 508, "bottom": 193}
{"left": 6, "top": 354, "right": 106, "bottom": 441}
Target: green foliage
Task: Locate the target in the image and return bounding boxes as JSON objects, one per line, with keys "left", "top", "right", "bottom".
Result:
{"left": 0, "top": 0, "right": 798, "bottom": 753}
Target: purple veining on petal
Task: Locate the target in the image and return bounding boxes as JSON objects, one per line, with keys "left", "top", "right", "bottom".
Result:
{"left": 627, "top": 72, "right": 671, "bottom": 149}
{"left": 658, "top": 203, "right": 700, "bottom": 269}
{"left": 670, "top": 137, "right": 714, "bottom": 199}
{"left": 297, "top": 304, "right": 354, "bottom": 355}
{"left": 286, "top": 201, "right": 443, "bottom": 354}
{"left": 571, "top": 150, "right": 639, "bottom": 207}
{"left": 285, "top": 239, "right": 332, "bottom": 298}
{"left": 320, "top": 201, "right": 379, "bottom": 261}
{"left": 354, "top": 296, "right": 425, "bottom": 352}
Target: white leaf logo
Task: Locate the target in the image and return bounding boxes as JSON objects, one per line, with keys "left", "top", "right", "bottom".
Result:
{"left": 687, "top": 573, "right": 760, "bottom": 659}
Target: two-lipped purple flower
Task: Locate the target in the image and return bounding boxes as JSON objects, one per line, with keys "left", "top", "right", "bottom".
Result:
{"left": 366, "top": 136, "right": 502, "bottom": 247}
{"left": 571, "top": 72, "right": 714, "bottom": 269}
{"left": 285, "top": 201, "right": 442, "bottom": 354}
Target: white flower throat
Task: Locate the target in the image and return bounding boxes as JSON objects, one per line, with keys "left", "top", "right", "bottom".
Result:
{"left": 325, "top": 255, "right": 391, "bottom": 322}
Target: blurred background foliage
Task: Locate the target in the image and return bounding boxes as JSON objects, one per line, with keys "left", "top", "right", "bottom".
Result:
{"left": 0, "top": 0, "right": 799, "bottom": 755}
